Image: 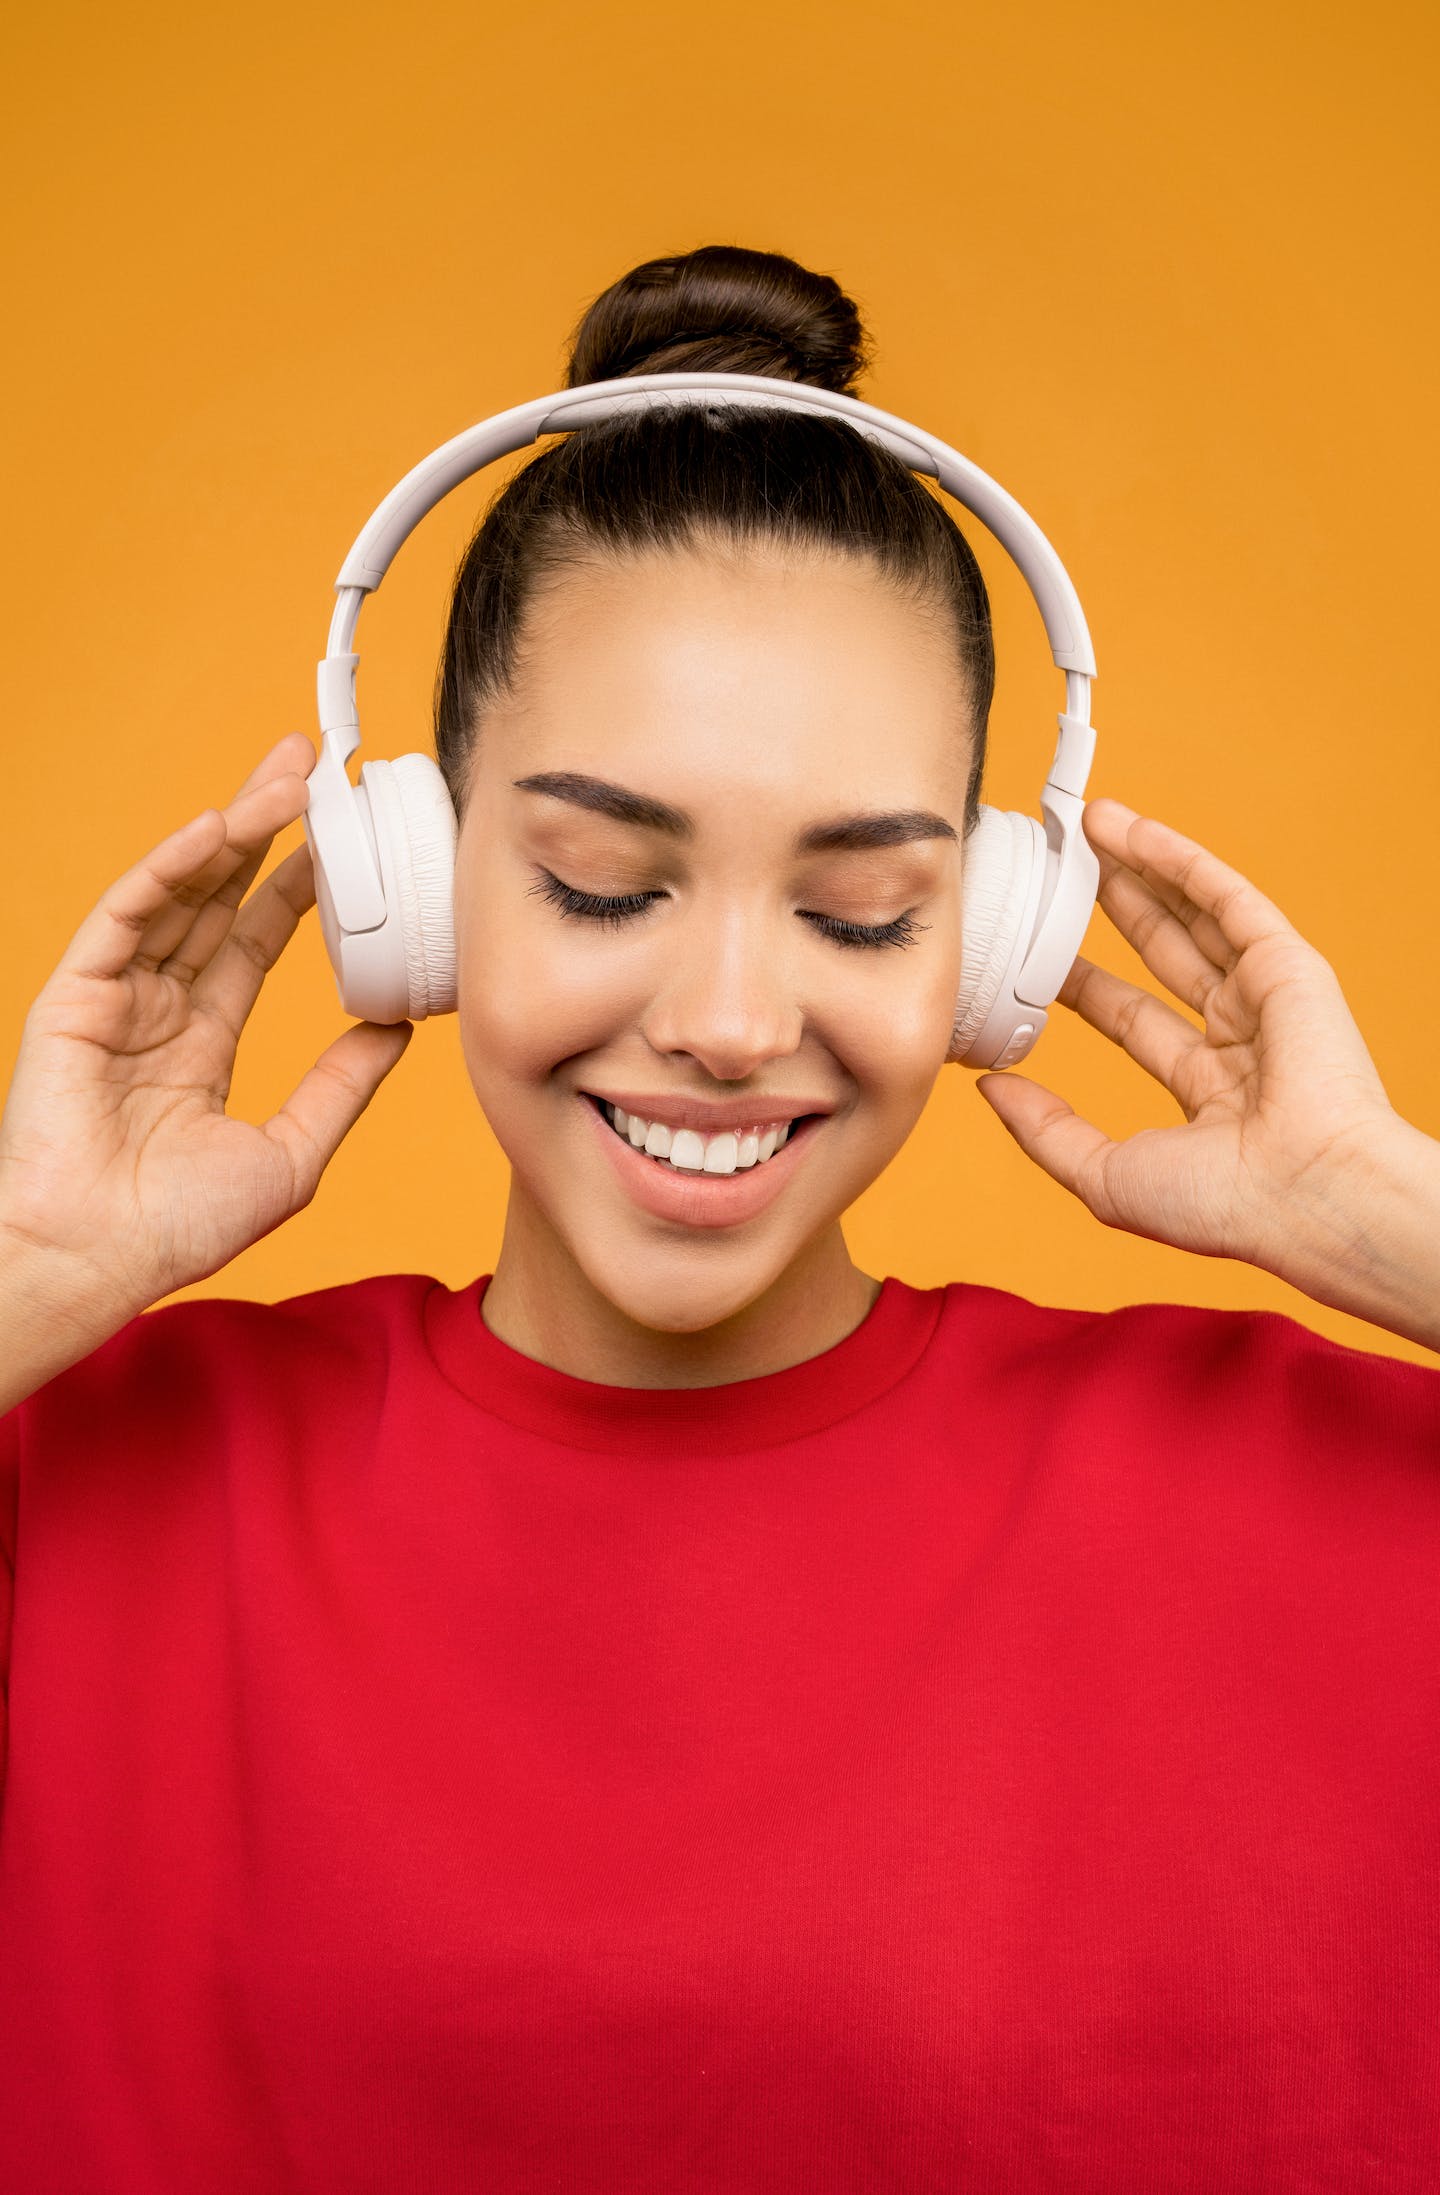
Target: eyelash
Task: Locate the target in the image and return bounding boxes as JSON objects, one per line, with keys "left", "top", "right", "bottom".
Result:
{"left": 529, "top": 868, "right": 928, "bottom": 951}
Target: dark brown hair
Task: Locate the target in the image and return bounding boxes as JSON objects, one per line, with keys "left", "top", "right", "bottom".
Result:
{"left": 432, "top": 244, "right": 994, "bottom": 830}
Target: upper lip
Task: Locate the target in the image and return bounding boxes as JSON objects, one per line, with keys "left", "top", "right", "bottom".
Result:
{"left": 585, "top": 1090, "right": 835, "bottom": 1135}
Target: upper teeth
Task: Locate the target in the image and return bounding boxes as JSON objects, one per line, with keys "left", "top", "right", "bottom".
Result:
{"left": 600, "top": 1102, "right": 795, "bottom": 1175}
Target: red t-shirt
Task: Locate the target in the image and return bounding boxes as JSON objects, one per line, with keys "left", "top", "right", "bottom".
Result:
{"left": 2, "top": 1270, "right": 1438, "bottom": 2193}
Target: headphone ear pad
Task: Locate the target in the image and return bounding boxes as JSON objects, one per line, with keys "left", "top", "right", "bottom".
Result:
{"left": 948, "top": 805, "right": 1037, "bottom": 1064}
{"left": 359, "top": 753, "right": 459, "bottom": 1018}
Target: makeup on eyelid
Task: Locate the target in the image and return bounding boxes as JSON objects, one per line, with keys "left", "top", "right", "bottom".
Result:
{"left": 520, "top": 803, "right": 948, "bottom": 912}
{"left": 522, "top": 820, "right": 952, "bottom": 930}
{"left": 530, "top": 867, "right": 928, "bottom": 949}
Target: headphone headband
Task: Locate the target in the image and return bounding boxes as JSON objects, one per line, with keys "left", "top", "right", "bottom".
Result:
{"left": 307, "top": 371, "right": 1100, "bottom": 1050}
{"left": 324, "top": 372, "right": 1095, "bottom": 678}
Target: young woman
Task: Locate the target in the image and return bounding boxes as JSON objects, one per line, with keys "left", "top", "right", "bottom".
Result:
{"left": 2, "top": 245, "right": 1437, "bottom": 2193}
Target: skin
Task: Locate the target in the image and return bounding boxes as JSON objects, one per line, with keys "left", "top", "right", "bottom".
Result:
{"left": 7, "top": 536, "right": 1436, "bottom": 1420}
{"left": 452, "top": 540, "right": 973, "bottom": 1388}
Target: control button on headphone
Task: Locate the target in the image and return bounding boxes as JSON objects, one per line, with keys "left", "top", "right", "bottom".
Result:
{"left": 989, "top": 1022, "right": 1036, "bottom": 1070}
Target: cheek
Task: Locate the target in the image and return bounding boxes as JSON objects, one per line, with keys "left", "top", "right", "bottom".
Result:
{"left": 455, "top": 848, "right": 644, "bottom": 1088}
{"left": 825, "top": 936, "right": 962, "bottom": 1110}
{"left": 461, "top": 954, "right": 639, "bottom": 1085}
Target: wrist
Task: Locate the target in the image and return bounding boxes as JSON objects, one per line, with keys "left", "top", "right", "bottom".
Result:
{"left": 0, "top": 1220, "right": 144, "bottom": 1414}
{"left": 1258, "top": 1113, "right": 1440, "bottom": 1354}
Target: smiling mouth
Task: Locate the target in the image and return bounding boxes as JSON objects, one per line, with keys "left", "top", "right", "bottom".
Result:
{"left": 584, "top": 1095, "right": 820, "bottom": 1177}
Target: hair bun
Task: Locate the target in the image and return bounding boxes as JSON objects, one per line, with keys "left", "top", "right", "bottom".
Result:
{"left": 563, "top": 243, "right": 872, "bottom": 396}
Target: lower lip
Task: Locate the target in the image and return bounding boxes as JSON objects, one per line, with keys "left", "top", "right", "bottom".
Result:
{"left": 581, "top": 1096, "right": 821, "bottom": 1231}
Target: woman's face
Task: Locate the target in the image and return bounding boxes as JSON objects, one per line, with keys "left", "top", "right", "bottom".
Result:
{"left": 452, "top": 541, "right": 973, "bottom": 1334}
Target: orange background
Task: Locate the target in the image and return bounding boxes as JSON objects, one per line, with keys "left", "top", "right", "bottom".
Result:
{"left": 3, "top": 0, "right": 1436, "bottom": 1365}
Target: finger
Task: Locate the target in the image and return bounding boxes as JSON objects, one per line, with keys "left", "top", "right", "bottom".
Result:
{"left": 1094, "top": 839, "right": 1236, "bottom": 975}
{"left": 1057, "top": 953, "right": 1206, "bottom": 1090}
{"left": 973, "top": 1069, "right": 1118, "bottom": 1213}
{"left": 230, "top": 730, "right": 316, "bottom": 801}
{"left": 1093, "top": 861, "right": 1231, "bottom": 1015}
{"left": 1087, "top": 810, "right": 1235, "bottom": 970}
{"left": 139, "top": 751, "right": 314, "bottom": 976}
{"left": 261, "top": 1018, "right": 415, "bottom": 1204}
{"left": 60, "top": 764, "right": 310, "bottom": 989}
{"left": 1083, "top": 799, "right": 1295, "bottom": 957}
{"left": 126, "top": 737, "right": 316, "bottom": 978}
{"left": 189, "top": 839, "right": 317, "bottom": 1040}
{"left": 174, "top": 731, "right": 315, "bottom": 939}
{"left": 59, "top": 807, "right": 233, "bottom": 984}
{"left": 152, "top": 775, "right": 313, "bottom": 987}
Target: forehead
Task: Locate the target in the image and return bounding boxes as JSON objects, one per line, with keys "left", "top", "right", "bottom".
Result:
{"left": 479, "top": 543, "right": 973, "bottom": 819}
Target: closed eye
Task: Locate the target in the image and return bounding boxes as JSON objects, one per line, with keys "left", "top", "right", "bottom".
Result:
{"left": 528, "top": 869, "right": 665, "bottom": 928}
{"left": 800, "top": 909, "right": 928, "bottom": 951}
{"left": 530, "top": 869, "right": 928, "bottom": 951}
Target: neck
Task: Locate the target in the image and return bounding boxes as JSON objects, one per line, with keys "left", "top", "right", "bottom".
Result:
{"left": 480, "top": 1187, "right": 881, "bottom": 1388}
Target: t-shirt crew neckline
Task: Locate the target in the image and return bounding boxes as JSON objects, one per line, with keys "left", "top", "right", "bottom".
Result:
{"left": 422, "top": 1272, "right": 946, "bottom": 1454}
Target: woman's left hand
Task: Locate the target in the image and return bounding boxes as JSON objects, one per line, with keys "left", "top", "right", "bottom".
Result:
{"left": 973, "top": 797, "right": 1416, "bottom": 1289}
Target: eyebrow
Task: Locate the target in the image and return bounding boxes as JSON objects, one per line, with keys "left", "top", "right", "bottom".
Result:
{"left": 513, "top": 771, "right": 957, "bottom": 853}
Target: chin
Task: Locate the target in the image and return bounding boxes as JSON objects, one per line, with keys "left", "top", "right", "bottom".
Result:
{"left": 568, "top": 1229, "right": 797, "bottom": 1340}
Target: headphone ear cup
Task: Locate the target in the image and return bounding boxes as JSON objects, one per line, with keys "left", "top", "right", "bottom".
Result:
{"left": 358, "top": 753, "right": 458, "bottom": 1018}
{"left": 948, "top": 805, "right": 1039, "bottom": 1065}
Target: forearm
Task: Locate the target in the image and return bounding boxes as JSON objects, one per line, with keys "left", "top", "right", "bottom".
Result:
{"left": 0, "top": 1225, "right": 139, "bottom": 1416}
{"left": 1264, "top": 1116, "right": 1440, "bottom": 1356}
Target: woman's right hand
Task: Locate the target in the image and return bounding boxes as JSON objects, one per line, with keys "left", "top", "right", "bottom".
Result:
{"left": 0, "top": 729, "right": 414, "bottom": 1331}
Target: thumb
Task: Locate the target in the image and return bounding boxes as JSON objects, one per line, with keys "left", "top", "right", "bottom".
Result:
{"left": 974, "top": 1070, "right": 1113, "bottom": 1203}
{"left": 264, "top": 1019, "right": 415, "bottom": 1200}
{"left": 974, "top": 1069, "right": 1064, "bottom": 1143}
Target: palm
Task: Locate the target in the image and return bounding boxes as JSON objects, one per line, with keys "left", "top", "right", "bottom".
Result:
{"left": 17, "top": 966, "right": 306, "bottom": 1287}
{"left": 975, "top": 800, "right": 1396, "bottom": 1269}
{"left": 0, "top": 734, "right": 412, "bottom": 1319}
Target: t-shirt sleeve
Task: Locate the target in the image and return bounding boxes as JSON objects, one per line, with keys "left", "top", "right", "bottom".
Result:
{"left": 0, "top": 1276, "right": 412, "bottom": 1829}
{"left": 0, "top": 1401, "right": 15, "bottom": 1809}
{"left": 1085, "top": 1296, "right": 1440, "bottom": 1539}
{"left": 0, "top": 1301, "right": 223, "bottom": 1822}
{"left": 1214, "top": 1303, "right": 1440, "bottom": 1450}
{"left": 0, "top": 1326, "right": 119, "bottom": 1820}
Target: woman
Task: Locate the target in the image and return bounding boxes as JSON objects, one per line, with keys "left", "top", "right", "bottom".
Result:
{"left": 2, "top": 245, "right": 1437, "bottom": 2193}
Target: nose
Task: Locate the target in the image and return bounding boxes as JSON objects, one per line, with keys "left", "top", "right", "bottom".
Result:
{"left": 639, "top": 899, "right": 805, "bottom": 1082}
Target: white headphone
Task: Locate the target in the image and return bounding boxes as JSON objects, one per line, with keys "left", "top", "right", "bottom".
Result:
{"left": 302, "top": 370, "right": 1100, "bottom": 1071}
